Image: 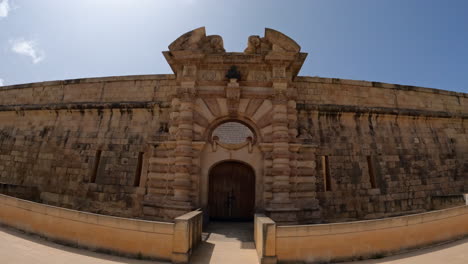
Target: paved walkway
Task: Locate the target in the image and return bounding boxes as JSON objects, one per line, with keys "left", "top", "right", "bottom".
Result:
{"left": 191, "top": 222, "right": 258, "bottom": 264}
{"left": 1, "top": 223, "right": 467, "bottom": 263}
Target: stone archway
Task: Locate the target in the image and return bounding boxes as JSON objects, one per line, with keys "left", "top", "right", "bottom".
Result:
{"left": 198, "top": 118, "right": 265, "bottom": 217}
{"left": 208, "top": 161, "right": 255, "bottom": 221}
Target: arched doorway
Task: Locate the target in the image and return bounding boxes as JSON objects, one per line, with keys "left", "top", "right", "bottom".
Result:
{"left": 208, "top": 161, "right": 255, "bottom": 221}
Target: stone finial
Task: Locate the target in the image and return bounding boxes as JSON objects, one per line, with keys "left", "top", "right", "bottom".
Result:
{"left": 168, "top": 27, "right": 225, "bottom": 53}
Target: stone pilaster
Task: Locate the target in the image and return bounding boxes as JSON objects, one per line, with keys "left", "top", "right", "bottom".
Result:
{"left": 287, "top": 100, "right": 298, "bottom": 141}
{"left": 142, "top": 141, "right": 176, "bottom": 221}
{"left": 191, "top": 141, "right": 206, "bottom": 207}
{"left": 168, "top": 97, "right": 180, "bottom": 140}
{"left": 271, "top": 82, "right": 291, "bottom": 204}
{"left": 266, "top": 74, "right": 300, "bottom": 223}
{"left": 171, "top": 80, "right": 196, "bottom": 208}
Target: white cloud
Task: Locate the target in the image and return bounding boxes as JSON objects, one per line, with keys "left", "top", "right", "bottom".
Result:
{"left": 11, "top": 39, "right": 45, "bottom": 64}
{"left": 0, "top": 78, "right": 4, "bottom": 86}
{"left": 0, "top": 0, "right": 10, "bottom": 19}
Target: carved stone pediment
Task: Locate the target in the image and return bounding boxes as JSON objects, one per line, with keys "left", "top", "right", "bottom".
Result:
{"left": 163, "top": 27, "right": 307, "bottom": 82}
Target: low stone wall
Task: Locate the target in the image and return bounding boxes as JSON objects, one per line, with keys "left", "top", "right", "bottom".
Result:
{"left": 172, "top": 209, "right": 203, "bottom": 263}
{"left": 0, "top": 194, "right": 202, "bottom": 263}
{"left": 255, "top": 203, "right": 468, "bottom": 263}
{"left": 254, "top": 214, "right": 277, "bottom": 264}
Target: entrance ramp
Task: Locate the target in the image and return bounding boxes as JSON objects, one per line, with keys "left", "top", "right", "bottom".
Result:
{"left": 190, "top": 222, "right": 259, "bottom": 264}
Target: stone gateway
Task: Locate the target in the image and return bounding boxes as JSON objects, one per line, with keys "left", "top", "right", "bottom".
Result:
{"left": 0, "top": 27, "right": 466, "bottom": 224}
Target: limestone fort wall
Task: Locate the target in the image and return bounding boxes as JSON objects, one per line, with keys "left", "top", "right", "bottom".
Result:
{"left": 0, "top": 75, "right": 177, "bottom": 218}
{"left": 294, "top": 77, "right": 468, "bottom": 221}
{"left": 0, "top": 74, "right": 466, "bottom": 222}
{"left": 0, "top": 27, "right": 466, "bottom": 223}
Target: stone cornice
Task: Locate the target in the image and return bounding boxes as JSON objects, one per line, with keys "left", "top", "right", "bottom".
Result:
{"left": 0, "top": 74, "right": 176, "bottom": 91}
{"left": 294, "top": 76, "right": 468, "bottom": 98}
{"left": 0, "top": 101, "right": 170, "bottom": 112}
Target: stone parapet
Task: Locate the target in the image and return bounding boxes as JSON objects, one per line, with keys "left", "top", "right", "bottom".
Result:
{"left": 0, "top": 194, "right": 202, "bottom": 264}
{"left": 255, "top": 206, "right": 468, "bottom": 263}
{"left": 254, "top": 214, "right": 277, "bottom": 264}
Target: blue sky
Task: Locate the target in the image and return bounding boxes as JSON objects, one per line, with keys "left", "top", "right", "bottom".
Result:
{"left": 0, "top": 0, "right": 467, "bottom": 93}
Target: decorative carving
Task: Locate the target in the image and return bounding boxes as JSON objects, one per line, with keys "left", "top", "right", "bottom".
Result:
{"left": 211, "top": 135, "right": 253, "bottom": 153}
{"left": 244, "top": 35, "right": 271, "bottom": 54}
{"left": 200, "top": 70, "right": 218, "bottom": 81}
{"left": 203, "top": 35, "right": 225, "bottom": 53}
{"left": 273, "top": 66, "right": 286, "bottom": 79}
{"left": 211, "top": 136, "right": 219, "bottom": 151}
{"left": 164, "top": 27, "right": 307, "bottom": 82}
{"left": 247, "top": 136, "right": 253, "bottom": 153}
{"left": 244, "top": 28, "right": 301, "bottom": 54}
{"left": 226, "top": 79, "right": 241, "bottom": 116}
{"left": 182, "top": 65, "right": 197, "bottom": 78}
{"left": 253, "top": 71, "right": 268, "bottom": 82}
{"left": 168, "top": 27, "right": 225, "bottom": 53}
{"left": 244, "top": 36, "right": 261, "bottom": 54}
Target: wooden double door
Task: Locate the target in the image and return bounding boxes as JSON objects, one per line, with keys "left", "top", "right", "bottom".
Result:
{"left": 208, "top": 161, "right": 255, "bottom": 221}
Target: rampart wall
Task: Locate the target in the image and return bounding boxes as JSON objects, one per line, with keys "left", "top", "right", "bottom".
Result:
{"left": 0, "top": 75, "right": 176, "bottom": 218}
{"left": 294, "top": 78, "right": 467, "bottom": 221}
